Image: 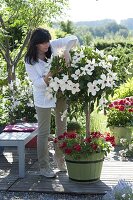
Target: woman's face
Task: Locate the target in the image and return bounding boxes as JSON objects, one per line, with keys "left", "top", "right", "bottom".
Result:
{"left": 36, "top": 42, "right": 50, "bottom": 53}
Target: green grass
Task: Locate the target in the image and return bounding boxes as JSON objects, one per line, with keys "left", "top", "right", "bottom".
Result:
{"left": 90, "top": 110, "right": 109, "bottom": 133}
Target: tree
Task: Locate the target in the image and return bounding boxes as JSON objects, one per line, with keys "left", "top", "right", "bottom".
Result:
{"left": 55, "top": 20, "right": 75, "bottom": 38}
{"left": 117, "top": 29, "right": 129, "bottom": 38}
{"left": 60, "top": 20, "right": 75, "bottom": 34}
{"left": 74, "top": 26, "right": 93, "bottom": 45}
{"left": 0, "top": 0, "right": 68, "bottom": 83}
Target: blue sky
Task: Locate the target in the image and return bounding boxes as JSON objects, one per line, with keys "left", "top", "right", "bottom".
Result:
{"left": 66, "top": 0, "right": 133, "bottom": 23}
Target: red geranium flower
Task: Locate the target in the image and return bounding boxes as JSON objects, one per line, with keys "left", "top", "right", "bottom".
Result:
{"left": 59, "top": 142, "right": 67, "bottom": 149}
{"left": 65, "top": 148, "right": 72, "bottom": 155}
{"left": 66, "top": 132, "right": 77, "bottom": 139}
{"left": 73, "top": 144, "right": 81, "bottom": 151}
{"left": 91, "top": 143, "right": 98, "bottom": 150}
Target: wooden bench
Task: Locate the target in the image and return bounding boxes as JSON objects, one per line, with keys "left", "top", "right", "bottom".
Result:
{"left": 0, "top": 130, "right": 37, "bottom": 178}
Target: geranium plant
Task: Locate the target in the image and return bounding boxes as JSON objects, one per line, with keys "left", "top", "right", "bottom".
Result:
{"left": 107, "top": 97, "right": 133, "bottom": 127}
{"left": 54, "top": 131, "right": 115, "bottom": 160}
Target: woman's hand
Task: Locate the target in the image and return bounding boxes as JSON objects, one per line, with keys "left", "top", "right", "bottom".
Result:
{"left": 43, "top": 71, "right": 52, "bottom": 86}
{"left": 64, "top": 50, "right": 71, "bottom": 66}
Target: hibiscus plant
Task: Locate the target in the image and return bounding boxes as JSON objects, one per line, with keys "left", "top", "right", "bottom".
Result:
{"left": 47, "top": 46, "right": 118, "bottom": 135}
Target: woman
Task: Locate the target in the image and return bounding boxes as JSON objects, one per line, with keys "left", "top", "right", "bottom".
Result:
{"left": 25, "top": 28, "right": 78, "bottom": 178}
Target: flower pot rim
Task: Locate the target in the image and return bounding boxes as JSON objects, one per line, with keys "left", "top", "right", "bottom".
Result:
{"left": 65, "top": 151, "right": 105, "bottom": 161}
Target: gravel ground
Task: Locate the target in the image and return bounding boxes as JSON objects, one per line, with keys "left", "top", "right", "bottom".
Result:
{"left": 0, "top": 191, "right": 104, "bottom": 200}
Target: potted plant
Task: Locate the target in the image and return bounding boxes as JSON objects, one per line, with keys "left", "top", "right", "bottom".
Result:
{"left": 119, "top": 138, "right": 133, "bottom": 158}
{"left": 54, "top": 131, "right": 115, "bottom": 182}
{"left": 48, "top": 46, "right": 118, "bottom": 181}
{"left": 49, "top": 46, "right": 118, "bottom": 131}
{"left": 107, "top": 97, "right": 133, "bottom": 145}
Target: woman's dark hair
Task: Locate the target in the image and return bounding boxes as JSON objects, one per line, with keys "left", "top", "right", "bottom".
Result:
{"left": 25, "top": 28, "right": 52, "bottom": 64}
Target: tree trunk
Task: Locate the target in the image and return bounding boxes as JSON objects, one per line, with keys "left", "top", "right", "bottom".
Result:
{"left": 84, "top": 103, "right": 90, "bottom": 137}
{"left": 7, "top": 64, "right": 16, "bottom": 84}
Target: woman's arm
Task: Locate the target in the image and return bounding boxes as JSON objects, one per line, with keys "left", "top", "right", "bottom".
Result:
{"left": 25, "top": 63, "right": 50, "bottom": 88}
{"left": 51, "top": 35, "right": 78, "bottom": 56}
{"left": 43, "top": 71, "right": 52, "bottom": 86}
{"left": 64, "top": 50, "right": 71, "bottom": 65}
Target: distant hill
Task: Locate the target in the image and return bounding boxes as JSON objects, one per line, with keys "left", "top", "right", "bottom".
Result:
{"left": 75, "top": 19, "right": 116, "bottom": 27}
{"left": 74, "top": 18, "right": 133, "bottom": 30}
{"left": 120, "top": 18, "right": 133, "bottom": 30}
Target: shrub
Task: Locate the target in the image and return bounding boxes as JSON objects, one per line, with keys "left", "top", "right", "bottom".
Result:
{"left": 67, "top": 121, "right": 81, "bottom": 133}
{"left": 112, "top": 78, "right": 133, "bottom": 100}
{"left": 119, "top": 137, "right": 133, "bottom": 158}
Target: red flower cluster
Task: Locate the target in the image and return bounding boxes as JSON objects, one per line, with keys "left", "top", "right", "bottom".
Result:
{"left": 109, "top": 97, "right": 133, "bottom": 112}
{"left": 105, "top": 132, "right": 116, "bottom": 146}
{"left": 54, "top": 131, "right": 115, "bottom": 159}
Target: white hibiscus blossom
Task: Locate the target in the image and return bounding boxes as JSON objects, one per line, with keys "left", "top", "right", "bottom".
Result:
{"left": 87, "top": 81, "right": 100, "bottom": 96}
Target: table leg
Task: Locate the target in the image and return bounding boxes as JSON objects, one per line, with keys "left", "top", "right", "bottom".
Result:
{"left": 18, "top": 143, "right": 25, "bottom": 178}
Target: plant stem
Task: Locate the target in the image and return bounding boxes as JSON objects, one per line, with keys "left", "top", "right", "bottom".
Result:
{"left": 85, "top": 103, "right": 90, "bottom": 137}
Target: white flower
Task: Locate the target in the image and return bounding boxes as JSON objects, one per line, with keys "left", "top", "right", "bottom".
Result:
{"left": 95, "top": 49, "right": 104, "bottom": 57}
{"left": 62, "top": 75, "right": 69, "bottom": 82}
{"left": 87, "top": 81, "right": 100, "bottom": 96}
{"left": 108, "top": 70, "right": 117, "bottom": 80}
{"left": 65, "top": 80, "right": 74, "bottom": 91}
{"left": 8, "top": 81, "right": 14, "bottom": 90}
{"left": 61, "top": 110, "right": 67, "bottom": 121}
{"left": 99, "top": 60, "right": 112, "bottom": 70}
{"left": 71, "top": 64, "right": 79, "bottom": 68}
{"left": 45, "top": 87, "right": 54, "bottom": 99}
{"left": 129, "top": 144, "right": 133, "bottom": 151}
{"left": 107, "top": 55, "right": 118, "bottom": 61}
{"left": 71, "top": 74, "right": 78, "bottom": 80}
{"left": 60, "top": 83, "right": 68, "bottom": 91}
{"left": 49, "top": 81, "right": 59, "bottom": 92}
{"left": 15, "top": 78, "right": 21, "bottom": 86}
{"left": 54, "top": 77, "right": 60, "bottom": 83}
{"left": 71, "top": 69, "right": 81, "bottom": 80}
{"left": 2, "top": 86, "right": 7, "bottom": 94}
{"left": 120, "top": 138, "right": 127, "bottom": 144}
{"left": 71, "top": 83, "right": 80, "bottom": 94}
{"left": 72, "top": 51, "right": 85, "bottom": 64}
{"left": 99, "top": 97, "right": 108, "bottom": 107}
{"left": 80, "top": 62, "right": 94, "bottom": 76}
{"left": 27, "top": 102, "right": 34, "bottom": 107}
{"left": 119, "top": 150, "right": 127, "bottom": 157}
{"left": 98, "top": 74, "right": 113, "bottom": 89}
{"left": 53, "top": 48, "right": 65, "bottom": 57}
{"left": 75, "top": 69, "right": 81, "bottom": 75}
